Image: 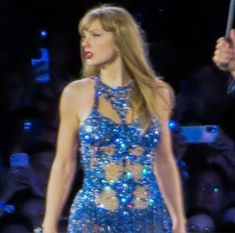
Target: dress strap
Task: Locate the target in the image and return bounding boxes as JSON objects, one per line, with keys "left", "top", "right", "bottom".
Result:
{"left": 94, "top": 76, "right": 135, "bottom": 123}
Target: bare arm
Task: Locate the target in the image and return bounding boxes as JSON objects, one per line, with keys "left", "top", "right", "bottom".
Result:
{"left": 42, "top": 84, "right": 80, "bottom": 233}
{"left": 154, "top": 86, "right": 186, "bottom": 233}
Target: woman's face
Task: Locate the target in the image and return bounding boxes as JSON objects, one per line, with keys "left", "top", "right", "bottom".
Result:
{"left": 81, "top": 19, "right": 119, "bottom": 67}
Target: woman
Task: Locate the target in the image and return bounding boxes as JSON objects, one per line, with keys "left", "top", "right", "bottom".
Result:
{"left": 41, "top": 5, "right": 186, "bottom": 233}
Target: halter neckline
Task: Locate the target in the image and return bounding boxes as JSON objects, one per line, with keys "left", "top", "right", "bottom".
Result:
{"left": 95, "top": 76, "right": 135, "bottom": 123}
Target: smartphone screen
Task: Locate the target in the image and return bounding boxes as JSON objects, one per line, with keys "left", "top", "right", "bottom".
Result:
{"left": 180, "top": 125, "right": 219, "bottom": 144}
{"left": 10, "top": 153, "right": 29, "bottom": 167}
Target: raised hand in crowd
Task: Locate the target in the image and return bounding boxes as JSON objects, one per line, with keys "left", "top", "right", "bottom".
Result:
{"left": 213, "top": 29, "right": 235, "bottom": 78}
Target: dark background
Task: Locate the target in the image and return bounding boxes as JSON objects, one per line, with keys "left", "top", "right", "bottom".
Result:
{"left": 0, "top": 0, "right": 231, "bottom": 89}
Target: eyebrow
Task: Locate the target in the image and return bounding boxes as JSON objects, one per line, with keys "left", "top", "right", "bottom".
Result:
{"left": 83, "top": 29, "right": 103, "bottom": 33}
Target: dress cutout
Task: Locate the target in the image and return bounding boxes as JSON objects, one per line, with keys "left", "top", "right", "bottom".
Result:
{"left": 67, "top": 76, "right": 172, "bottom": 233}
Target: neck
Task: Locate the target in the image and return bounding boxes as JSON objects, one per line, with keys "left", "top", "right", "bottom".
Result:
{"left": 99, "top": 57, "right": 132, "bottom": 87}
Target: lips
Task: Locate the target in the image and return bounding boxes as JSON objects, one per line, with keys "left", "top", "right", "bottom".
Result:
{"left": 84, "top": 51, "right": 94, "bottom": 59}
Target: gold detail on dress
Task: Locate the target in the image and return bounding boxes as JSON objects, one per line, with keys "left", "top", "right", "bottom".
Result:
{"left": 133, "top": 186, "right": 149, "bottom": 209}
{"left": 101, "top": 144, "right": 116, "bottom": 156}
{"left": 130, "top": 145, "right": 144, "bottom": 156}
{"left": 126, "top": 163, "right": 143, "bottom": 181}
{"left": 104, "top": 163, "right": 123, "bottom": 182}
{"left": 96, "top": 189, "right": 118, "bottom": 211}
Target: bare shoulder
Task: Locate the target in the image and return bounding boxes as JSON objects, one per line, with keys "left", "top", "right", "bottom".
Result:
{"left": 63, "top": 77, "right": 94, "bottom": 96}
{"left": 60, "top": 78, "right": 95, "bottom": 122}
{"left": 60, "top": 77, "right": 94, "bottom": 103}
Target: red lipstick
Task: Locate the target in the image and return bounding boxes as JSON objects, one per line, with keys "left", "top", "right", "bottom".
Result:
{"left": 84, "top": 51, "right": 94, "bottom": 59}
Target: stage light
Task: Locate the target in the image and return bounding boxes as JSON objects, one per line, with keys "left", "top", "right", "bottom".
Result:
{"left": 40, "top": 30, "right": 48, "bottom": 39}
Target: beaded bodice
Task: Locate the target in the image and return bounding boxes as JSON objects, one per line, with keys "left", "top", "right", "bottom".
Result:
{"left": 68, "top": 76, "right": 172, "bottom": 233}
{"left": 78, "top": 76, "right": 162, "bottom": 211}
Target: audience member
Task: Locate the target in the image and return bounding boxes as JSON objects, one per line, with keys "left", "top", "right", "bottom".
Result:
{"left": 206, "top": 129, "right": 235, "bottom": 185}
{"left": 187, "top": 164, "right": 231, "bottom": 221}
{"left": 186, "top": 207, "right": 216, "bottom": 233}
{"left": 0, "top": 142, "right": 54, "bottom": 216}
{"left": 26, "top": 142, "right": 55, "bottom": 195}
{"left": 0, "top": 68, "right": 32, "bottom": 114}
{"left": 174, "top": 64, "right": 229, "bottom": 125}
{"left": 19, "top": 196, "right": 45, "bottom": 230}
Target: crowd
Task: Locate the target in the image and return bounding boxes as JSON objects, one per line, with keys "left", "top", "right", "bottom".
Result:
{"left": 0, "top": 7, "right": 235, "bottom": 233}
{"left": 0, "top": 32, "right": 82, "bottom": 232}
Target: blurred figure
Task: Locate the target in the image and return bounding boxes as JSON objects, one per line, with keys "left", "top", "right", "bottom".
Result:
{"left": 0, "top": 142, "right": 54, "bottom": 214}
{"left": 19, "top": 197, "right": 45, "bottom": 230}
{"left": 27, "top": 142, "right": 55, "bottom": 195}
{"left": 219, "top": 204, "right": 235, "bottom": 230}
{"left": 186, "top": 208, "right": 216, "bottom": 233}
{"left": 28, "top": 73, "right": 60, "bottom": 129}
{"left": 187, "top": 164, "right": 230, "bottom": 221}
{"left": 206, "top": 129, "right": 235, "bottom": 186}
{"left": 1, "top": 106, "right": 46, "bottom": 158}
{"left": 174, "top": 64, "right": 228, "bottom": 125}
{"left": 0, "top": 68, "right": 32, "bottom": 114}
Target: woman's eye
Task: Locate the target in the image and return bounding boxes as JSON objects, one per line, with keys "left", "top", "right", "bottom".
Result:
{"left": 93, "top": 34, "right": 101, "bottom": 37}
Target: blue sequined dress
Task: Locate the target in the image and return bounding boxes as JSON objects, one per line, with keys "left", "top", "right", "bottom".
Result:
{"left": 67, "top": 76, "right": 172, "bottom": 233}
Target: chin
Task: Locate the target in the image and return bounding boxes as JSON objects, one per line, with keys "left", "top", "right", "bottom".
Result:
{"left": 87, "top": 62, "right": 102, "bottom": 68}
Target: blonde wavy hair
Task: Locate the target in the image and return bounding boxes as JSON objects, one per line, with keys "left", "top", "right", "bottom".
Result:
{"left": 78, "top": 4, "right": 173, "bottom": 121}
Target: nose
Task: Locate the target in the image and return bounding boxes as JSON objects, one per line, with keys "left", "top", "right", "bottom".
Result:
{"left": 81, "top": 37, "right": 90, "bottom": 48}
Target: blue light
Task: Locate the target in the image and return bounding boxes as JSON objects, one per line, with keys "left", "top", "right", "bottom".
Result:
{"left": 40, "top": 30, "right": 48, "bottom": 38}
{"left": 168, "top": 119, "right": 178, "bottom": 132}
{"left": 4, "top": 204, "right": 15, "bottom": 214}
{"left": 31, "top": 48, "right": 51, "bottom": 84}
{"left": 24, "top": 120, "right": 32, "bottom": 132}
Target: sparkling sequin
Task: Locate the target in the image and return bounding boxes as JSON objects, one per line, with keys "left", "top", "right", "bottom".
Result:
{"left": 67, "top": 76, "right": 172, "bottom": 233}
